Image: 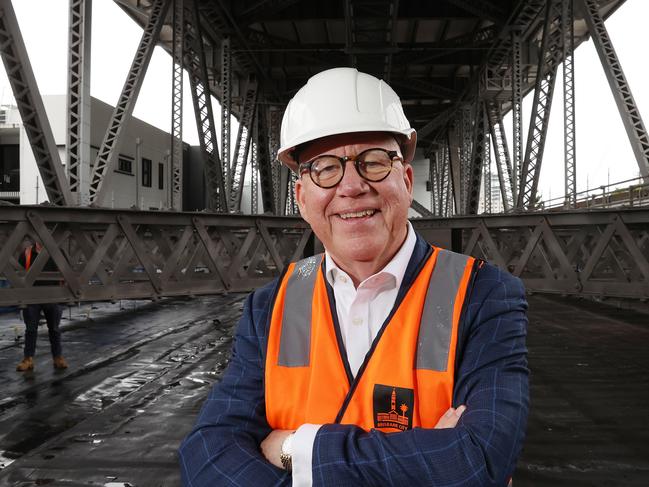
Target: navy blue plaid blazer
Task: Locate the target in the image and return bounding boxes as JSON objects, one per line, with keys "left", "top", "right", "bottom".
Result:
{"left": 179, "top": 233, "right": 529, "bottom": 486}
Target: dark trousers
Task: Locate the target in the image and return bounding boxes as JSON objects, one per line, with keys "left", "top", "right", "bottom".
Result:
{"left": 22, "top": 303, "right": 63, "bottom": 358}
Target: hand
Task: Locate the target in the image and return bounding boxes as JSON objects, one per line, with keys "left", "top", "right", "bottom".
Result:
{"left": 261, "top": 429, "right": 294, "bottom": 469}
{"left": 434, "top": 405, "right": 467, "bottom": 429}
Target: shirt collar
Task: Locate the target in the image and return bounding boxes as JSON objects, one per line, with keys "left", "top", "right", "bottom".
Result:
{"left": 325, "top": 221, "right": 416, "bottom": 290}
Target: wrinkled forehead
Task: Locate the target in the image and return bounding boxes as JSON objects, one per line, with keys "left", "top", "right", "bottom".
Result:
{"left": 297, "top": 131, "right": 400, "bottom": 163}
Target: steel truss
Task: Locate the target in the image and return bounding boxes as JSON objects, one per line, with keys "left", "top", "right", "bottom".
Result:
{"left": 250, "top": 111, "right": 259, "bottom": 214}
{"left": 483, "top": 129, "right": 492, "bottom": 214}
{"left": 414, "top": 208, "right": 649, "bottom": 300}
{"left": 170, "top": 0, "right": 184, "bottom": 210}
{"left": 466, "top": 103, "right": 487, "bottom": 215}
{"left": 0, "top": 0, "right": 73, "bottom": 206}
{"left": 0, "top": 206, "right": 313, "bottom": 306}
{"left": 579, "top": 0, "right": 649, "bottom": 181}
{"left": 269, "top": 109, "right": 282, "bottom": 214}
{"left": 438, "top": 146, "right": 451, "bottom": 217}
{"left": 486, "top": 100, "right": 514, "bottom": 212}
{"left": 562, "top": 0, "right": 576, "bottom": 209}
{"left": 67, "top": 0, "right": 92, "bottom": 206}
{"left": 184, "top": 0, "right": 227, "bottom": 211}
{"left": 511, "top": 31, "right": 523, "bottom": 204}
{"left": 256, "top": 107, "right": 276, "bottom": 214}
{"left": 517, "top": 0, "right": 564, "bottom": 210}
{"left": 3, "top": 207, "right": 649, "bottom": 304}
{"left": 220, "top": 36, "right": 231, "bottom": 197}
{"left": 229, "top": 77, "right": 259, "bottom": 212}
{"left": 88, "top": 0, "right": 171, "bottom": 206}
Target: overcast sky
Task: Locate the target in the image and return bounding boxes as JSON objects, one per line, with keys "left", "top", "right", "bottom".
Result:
{"left": 0, "top": 0, "right": 647, "bottom": 204}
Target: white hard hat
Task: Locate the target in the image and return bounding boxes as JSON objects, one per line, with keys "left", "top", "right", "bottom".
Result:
{"left": 277, "top": 67, "right": 417, "bottom": 171}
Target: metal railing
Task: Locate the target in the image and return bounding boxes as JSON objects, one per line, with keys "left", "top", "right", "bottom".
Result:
{"left": 1, "top": 205, "right": 648, "bottom": 305}
{"left": 539, "top": 176, "right": 649, "bottom": 210}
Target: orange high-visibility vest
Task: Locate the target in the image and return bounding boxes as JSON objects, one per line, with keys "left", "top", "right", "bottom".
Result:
{"left": 265, "top": 246, "right": 477, "bottom": 432}
{"left": 25, "top": 246, "right": 33, "bottom": 270}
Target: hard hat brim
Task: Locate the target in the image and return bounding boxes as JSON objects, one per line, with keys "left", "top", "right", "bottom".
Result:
{"left": 278, "top": 127, "right": 417, "bottom": 172}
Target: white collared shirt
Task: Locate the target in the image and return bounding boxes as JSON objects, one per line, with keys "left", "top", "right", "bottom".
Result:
{"left": 291, "top": 222, "right": 417, "bottom": 486}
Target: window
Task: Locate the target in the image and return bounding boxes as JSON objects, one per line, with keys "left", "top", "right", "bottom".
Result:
{"left": 118, "top": 157, "right": 133, "bottom": 174}
{"left": 142, "top": 158, "right": 152, "bottom": 187}
{"left": 158, "top": 162, "right": 164, "bottom": 190}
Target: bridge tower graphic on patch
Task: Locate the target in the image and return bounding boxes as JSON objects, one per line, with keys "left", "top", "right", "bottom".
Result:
{"left": 374, "top": 385, "right": 412, "bottom": 431}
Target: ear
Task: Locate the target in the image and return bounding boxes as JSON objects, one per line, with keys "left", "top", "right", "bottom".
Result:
{"left": 295, "top": 177, "right": 309, "bottom": 222}
{"left": 403, "top": 163, "right": 414, "bottom": 198}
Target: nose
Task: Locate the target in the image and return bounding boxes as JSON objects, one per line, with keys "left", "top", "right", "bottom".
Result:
{"left": 336, "top": 160, "right": 369, "bottom": 196}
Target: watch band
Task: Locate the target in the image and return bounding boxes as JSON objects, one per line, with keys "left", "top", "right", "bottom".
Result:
{"left": 280, "top": 433, "right": 294, "bottom": 471}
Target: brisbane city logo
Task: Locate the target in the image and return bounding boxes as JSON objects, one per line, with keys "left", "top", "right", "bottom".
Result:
{"left": 373, "top": 384, "right": 414, "bottom": 431}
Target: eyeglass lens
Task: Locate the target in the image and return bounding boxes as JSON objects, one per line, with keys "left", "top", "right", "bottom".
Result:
{"left": 309, "top": 149, "right": 395, "bottom": 188}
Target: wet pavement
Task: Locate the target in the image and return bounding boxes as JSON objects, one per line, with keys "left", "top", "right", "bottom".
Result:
{"left": 0, "top": 293, "right": 647, "bottom": 486}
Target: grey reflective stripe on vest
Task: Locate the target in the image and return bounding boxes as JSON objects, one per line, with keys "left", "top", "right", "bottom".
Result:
{"left": 278, "top": 255, "right": 321, "bottom": 367}
{"left": 416, "top": 249, "right": 471, "bottom": 371}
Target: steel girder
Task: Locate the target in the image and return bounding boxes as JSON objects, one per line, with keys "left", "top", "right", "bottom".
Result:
{"left": 443, "top": 0, "right": 508, "bottom": 25}
{"left": 170, "top": 0, "right": 184, "bottom": 210}
{"left": 486, "top": 100, "right": 514, "bottom": 212}
{"left": 517, "top": 0, "right": 564, "bottom": 210}
{"left": 0, "top": 206, "right": 313, "bottom": 306}
{"left": 0, "top": 0, "right": 73, "bottom": 206}
{"left": 184, "top": 0, "right": 227, "bottom": 211}
{"left": 413, "top": 208, "right": 649, "bottom": 300}
{"left": 563, "top": 0, "right": 576, "bottom": 209}
{"left": 438, "top": 146, "right": 451, "bottom": 217}
{"left": 88, "top": 0, "right": 171, "bottom": 206}
{"left": 483, "top": 128, "right": 492, "bottom": 214}
{"left": 580, "top": 0, "right": 649, "bottom": 182}
{"left": 410, "top": 199, "right": 434, "bottom": 217}
{"left": 447, "top": 120, "right": 462, "bottom": 215}
{"left": 511, "top": 31, "right": 523, "bottom": 204}
{"left": 466, "top": 103, "right": 487, "bottom": 215}
{"left": 228, "top": 78, "right": 259, "bottom": 212}
{"left": 269, "top": 108, "right": 283, "bottom": 214}
{"left": 250, "top": 112, "right": 259, "bottom": 214}
{"left": 3, "top": 207, "right": 649, "bottom": 304}
{"left": 344, "top": 0, "right": 399, "bottom": 80}
{"left": 429, "top": 152, "right": 438, "bottom": 215}
{"left": 220, "top": 36, "right": 232, "bottom": 198}
{"left": 67, "top": 0, "right": 92, "bottom": 206}
{"left": 256, "top": 107, "right": 277, "bottom": 214}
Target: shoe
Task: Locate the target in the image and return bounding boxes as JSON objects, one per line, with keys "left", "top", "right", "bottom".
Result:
{"left": 16, "top": 357, "right": 34, "bottom": 372}
{"left": 53, "top": 356, "right": 68, "bottom": 369}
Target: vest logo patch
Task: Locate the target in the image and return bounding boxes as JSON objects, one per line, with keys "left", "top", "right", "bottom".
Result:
{"left": 373, "top": 384, "right": 414, "bottom": 431}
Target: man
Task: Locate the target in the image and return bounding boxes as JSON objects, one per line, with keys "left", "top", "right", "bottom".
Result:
{"left": 179, "top": 68, "right": 528, "bottom": 486}
{"left": 16, "top": 239, "right": 68, "bottom": 372}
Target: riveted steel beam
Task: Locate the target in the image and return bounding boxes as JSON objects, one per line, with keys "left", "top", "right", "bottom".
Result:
{"left": 563, "top": 0, "right": 576, "bottom": 209}
{"left": 486, "top": 100, "right": 514, "bottom": 212}
{"left": 89, "top": 0, "right": 171, "bottom": 206}
{"left": 170, "top": 0, "right": 184, "bottom": 210}
{"left": 466, "top": 103, "right": 487, "bottom": 215}
{"left": 220, "top": 36, "right": 232, "bottom": 197}
{"left": 0, "top": 0, "right": 73, "bottom": 206}
{"left": 517, "top": 0, "right": 563, "bottom": 210}
{"left": 228, "top": 77, "right": 258, "bottom": 212}
{"left": 67, "top": 0, "right": 92, "bottom": 206}
{"left": 184, "top": 0, "right": 227, "bottom": 211}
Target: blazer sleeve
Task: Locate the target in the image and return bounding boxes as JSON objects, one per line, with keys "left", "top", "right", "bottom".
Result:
{"left": 309, "top": 263, "right": 530, "bottom": 487}
{"left": 178, "top": 283, "right": 291, "bottom": 487}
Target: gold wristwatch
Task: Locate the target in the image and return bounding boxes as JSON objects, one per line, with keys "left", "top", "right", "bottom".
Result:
{"left": 280, "top": 432, "right": 294, "bottom": 471}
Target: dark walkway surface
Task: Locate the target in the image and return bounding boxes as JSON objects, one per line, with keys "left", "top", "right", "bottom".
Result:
{"left": 0, "top": 293, "right": 647, "bottom": 486}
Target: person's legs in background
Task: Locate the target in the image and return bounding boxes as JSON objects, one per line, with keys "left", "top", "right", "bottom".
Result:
{"left": 43, "top": 303, "right": 67, "bottom": 369}
{"left": 16, "top": 304, "right": 41, "bottom": 371}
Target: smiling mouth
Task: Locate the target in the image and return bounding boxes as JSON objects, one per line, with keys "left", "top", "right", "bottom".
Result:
{"left": 338, "top": 209, "right": 377, "bottom": 220}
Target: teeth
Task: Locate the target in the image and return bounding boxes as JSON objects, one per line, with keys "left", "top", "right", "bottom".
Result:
{"left": 339, "top": 209, "right": 376, "bottom": 220}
